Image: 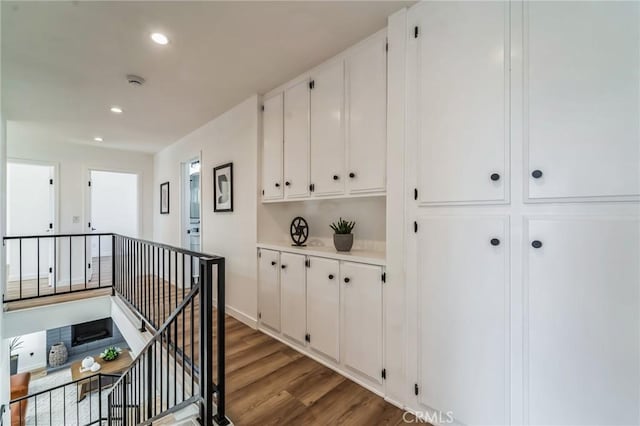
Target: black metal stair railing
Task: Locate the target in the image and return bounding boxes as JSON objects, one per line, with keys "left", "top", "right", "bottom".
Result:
{"left": 2, "top": 233, "right": 228, "bottom": 426}
{"left": 8, "top": 373, "right": 121, "bottom": 426}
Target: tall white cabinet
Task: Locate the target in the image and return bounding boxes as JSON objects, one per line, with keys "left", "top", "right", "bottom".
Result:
{"left": 405, "top": 1, "right": 640, "bottom": 425}
{"left": 262, "top": 94, "right": 284, "bottom": 200}
{"left": 283, "top": 81, "right": 310, "bottom": 199}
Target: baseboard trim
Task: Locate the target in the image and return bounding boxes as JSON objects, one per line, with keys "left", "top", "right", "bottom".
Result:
{"left": 225, "top": 305, "right": 257, "bottom": 329}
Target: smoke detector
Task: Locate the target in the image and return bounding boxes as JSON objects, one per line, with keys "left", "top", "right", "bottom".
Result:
{"left": 126, "top": 74, "right": 145, "bottom": 86}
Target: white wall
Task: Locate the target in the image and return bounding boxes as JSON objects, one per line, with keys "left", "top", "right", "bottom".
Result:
{"left": 6, "top": 124, "right": 154, "bottom": 239}
{"left": 12, "top": 330, "right": 47, "bottom": 373}
{"left": 153, "top": 95, "right": 260, "bottom": 323}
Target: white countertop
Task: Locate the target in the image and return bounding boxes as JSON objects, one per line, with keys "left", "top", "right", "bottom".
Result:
{"left": 256, "top": 242, "right": 386, "bottom": 266}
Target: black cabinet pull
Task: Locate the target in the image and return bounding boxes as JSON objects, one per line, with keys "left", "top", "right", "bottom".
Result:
{"left": 328, "top": 274, "right": 334, "bottom": 280}
{"left": 349, "top": 172, "right": 356, "bottom": 178}
{"left": 490, "top": 238, "right": 500, "bottom": 246}
{"left": 344, "top": 277, "right": 350, "bottom": 283}
{"left": 281, "top": 265, "right": 287, "bottom": 269}
{"left": 531, "top": 240, "right": 543, "bottom": 249}
{"left": 531, "top": 170, "right": 543, "bottom": 179}
{"left": 275, "top": 182, "right": 281, "bottom": 187}
{"left": 333, "top": 175, "right": 339, "bottom": 181}
{"left": 271, "top": 261, "right": 277, "bottom": 266}
{"left": 285, "top": 181, "right": 290, "bottom": 186}
{"left": 490, "top": 173, "right": 500, "bottom": 181}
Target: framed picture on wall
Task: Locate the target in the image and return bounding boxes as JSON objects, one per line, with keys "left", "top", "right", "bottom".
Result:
{"left": 160, "top": 182, "right": 170, "bottom": 214}
{"left": 213, "top": 162, "right": 233, "bottom": 212}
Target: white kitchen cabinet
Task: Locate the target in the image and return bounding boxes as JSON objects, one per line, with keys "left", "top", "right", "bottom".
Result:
{"left": 412, "top": 1, "right": 508, "bottom": 204}
{"left": 526, "top": 217, "right": 640, "bottom": 425}
{"left": 262, "top": 93, "right": 284, "bottom": 200}
{"left": 416, "top": 216, "right": 508, "bottom": 425}
{"left": 341, "top": 261, "right": 383, "bottom": 384}
{"left": 306, "top": 256, "right": 340, "bottom": 361}
{"left": 346, "top": 34, "right": 387, "bottom": 195}
{"left": 526, "top": 2, "right": 640, "bottom": 200}
{"left": 258, "top": 249, "right": 280, "bottom": 332}
{"left": 310, "top": 61, "right": 345, "bottom": 197}
{"left": 280, "top": 252, "right": 306, "bottom": 345}
{"left": 284, "top": 81, "right": 310, "bottom": 199}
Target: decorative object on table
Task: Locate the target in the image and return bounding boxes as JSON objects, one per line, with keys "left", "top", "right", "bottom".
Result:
{"left": 90, "top": 363, "right": 101, "bottom": 372}
{"left": 330, "top": 218, "right": 356, "bottom": 252}
{"left": 99, "top": 346, "right": 122, "bottom": 362}
{"left": 290, "top": 216, "right": 309, "bottom": 246}
{"left": 48, "top": 342, "right": 68, "bottom": 367}
{"left": 160, "top": 181, "right": 170, "bottom": 214}
{"left": 213, "top": 162, "right": 233, "bottom": 212}
{"left": 9, "top": 336, "right": 23, "bottom": 375}
{"left": 81, "top": 356, "right": 95, "bottom": 371}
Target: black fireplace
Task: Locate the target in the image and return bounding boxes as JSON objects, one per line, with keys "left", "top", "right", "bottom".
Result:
{"left": 71, "top": 318, "right": 113, "bottom": 347}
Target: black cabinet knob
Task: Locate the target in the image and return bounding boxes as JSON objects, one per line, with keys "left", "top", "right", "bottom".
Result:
{"left": 349, "top": 172, "right": 356, "bottom": 178}
{"left": 490, "top": 173, "right": 501, "bottom": 181}
{"left": 328, "top": 274, "right": 334, "bottom": 280}
{"left": 333, "top": 175, "right": 339, "bottom": 181}
{"left": 281, "top": 265, "right": 287, "bottom": 269}
{"left": 271, "top": 261, "right": 277, "bottom": 266}
{"left": 275, "top": 182, "right": 281, "bottom": 187}
{"left": 344, "top": 277, "right": 350, "bottom": 283}
{"left": 285, "top": 181, "right": 290, "bottom": 186}
{"left": 490, "top": 238, "right": 500, "bottom": 246}
{"left": 531, "top": 170, "right": 543, "bottom": 179}
{"left": 531, "top": 240, "right": 543, "bottom": 249}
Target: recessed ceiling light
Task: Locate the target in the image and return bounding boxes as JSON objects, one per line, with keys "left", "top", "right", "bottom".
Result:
{"left": 151, "top": 32, "right": 169, "bottom": 45}
{"left": 94, "top": 137, "right": 103, "bottom": 142}
{"left": 110, "top": 106, "right": 123, "bottom": 114}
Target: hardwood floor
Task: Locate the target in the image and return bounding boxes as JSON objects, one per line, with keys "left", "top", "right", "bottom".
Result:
{"left": 222, "top": 315, "right": 412, "bottom": 425}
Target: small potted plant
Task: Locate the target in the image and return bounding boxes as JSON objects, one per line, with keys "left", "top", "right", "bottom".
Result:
{"left": 9, "top": 336, "right": 23, "bottom": 375}
{"left": 330, "top": 218, "right": 356, "bottom": 252}
{"left": 100, "top": 346, "right": 122, "bottom": 362}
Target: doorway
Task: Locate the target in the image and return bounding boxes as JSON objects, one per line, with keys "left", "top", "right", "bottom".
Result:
{"left": 87, "top": 170, "right": 139, "bottom": 283}
{"left": 181, "top": 158, "right": 201, "bottom": 283}
{"left": 6, "top": 161, "right": 56, "bottom": 293}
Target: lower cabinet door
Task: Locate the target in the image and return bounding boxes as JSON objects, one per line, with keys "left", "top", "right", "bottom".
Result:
{"left": 341, "top": 261, "right": 383, "bottom": 384}
{"left": 306, "top": 257, "right": 340, "bottom": 361}
{"left": 280, "top": 253, "right": 307, "bottom": 345}
{"left": 526, "top": 217, "right": 640, "bottom": 425}
{"left": 416, "top": 216, "right": 508, "bottom": 425}
{"left": 258, "top": 249, "right": 280, "bottom": 332}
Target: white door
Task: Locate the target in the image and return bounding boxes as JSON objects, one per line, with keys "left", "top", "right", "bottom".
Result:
{"left": 284, "top": 81, "right": 310, "bottom": 199}
{"left": 262, "top": 93, "right": 284, "bottom": 200}
{"left": 411, "top": 1, "right": 508, "bottom": 204}
{"left": 526, "top": 217, "right": 640, "bottom": 425}
{"left": 280, "top": 253, "right": 306, "bottom": 345}
{"left": 416, "top": 216, "right": 508, "bottom": 425}
{"left": 346, "top": 34, "right": 387, "bottom": 195}
{"left": 6, "top": 162, "right": 55, "bottom": 291}
{"left": 341, "top": 261, "right": 383, "bottom": 384}
{"left": 258, "top": 249, "right": 280, "bottom": 331}
{"left": 526, "top": 2, "right": 640, "bottom": 200}
{"left": 306, "top": 256, "right": 340, "bottom": 361}
{"left": 310, "top": 61, "right": 345, "bottom": 196}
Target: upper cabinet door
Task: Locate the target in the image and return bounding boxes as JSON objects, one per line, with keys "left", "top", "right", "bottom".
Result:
{"left": 310, "top": 61, "right": 345, "bottom": 196}
{"left": 526, "top": 2, "right": 640, "bottom": 201}
{"left": 258, "top": 249, "right": 280, "bottom": 332}
{"left": 526, "top": 218, "right": 640, "bottom": 425}
{"left": 412, "top": 2, "right": 508, "bottom": 205}
{"left": 284, "top": 81, "right": 310, "bottom": 199}
{"left": 346, "top": 34, "right": 387, "bottom": 195}
{"left": 262, "top": 93, "right": 284, "bottom": 200}
{"left": 341, "top": 262, "right": 383, "bottom": 385}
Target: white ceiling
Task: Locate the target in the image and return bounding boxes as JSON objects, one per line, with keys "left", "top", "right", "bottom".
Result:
{"left": 2, "top": 1, "right": 411, "bottom": 153}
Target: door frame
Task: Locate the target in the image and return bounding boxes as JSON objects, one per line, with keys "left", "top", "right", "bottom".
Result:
{"left": 7, "top": 158, "right": 59, "bottom": 286}
{"left": 180, "top": 155, "right": 203, "bottom": 251}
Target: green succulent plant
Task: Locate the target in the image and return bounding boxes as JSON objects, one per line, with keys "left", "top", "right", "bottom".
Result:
{"left": 100, "top": 346, "right": 122, "bottom": 362}
{"left": 330, "top": 218, "right": 355, "bottom": 234}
